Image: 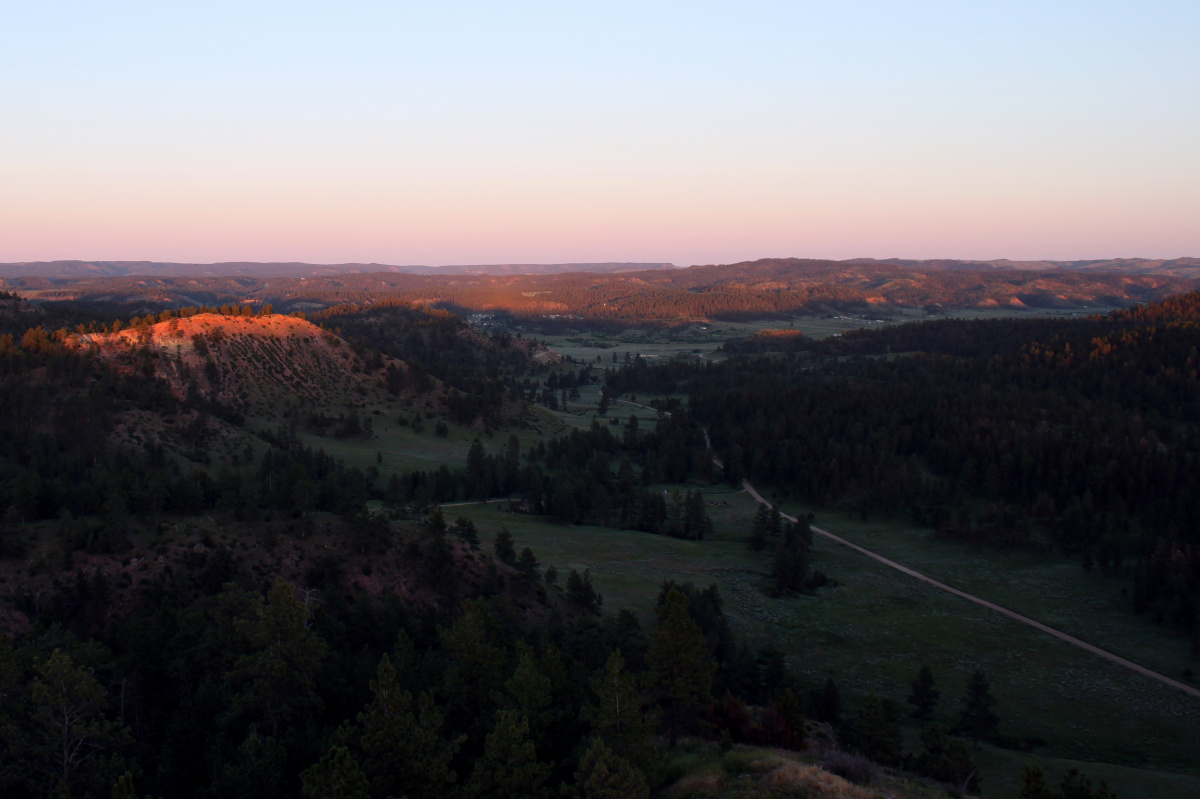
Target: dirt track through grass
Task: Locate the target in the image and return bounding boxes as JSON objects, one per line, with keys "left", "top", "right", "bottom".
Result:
{"left": 738, "top": 479, "right": 1200, "bottom": 703}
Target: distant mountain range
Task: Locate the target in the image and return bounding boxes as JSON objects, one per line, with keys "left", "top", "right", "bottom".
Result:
{"left": 0, "top": 260, "right": 677, "bottom": 279}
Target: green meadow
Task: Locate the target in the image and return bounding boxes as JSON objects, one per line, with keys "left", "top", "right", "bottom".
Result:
{"left": 443, "top": 487, "right": 1200, "bottom": 799}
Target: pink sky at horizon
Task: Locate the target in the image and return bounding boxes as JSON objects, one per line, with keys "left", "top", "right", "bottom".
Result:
{"left": 2, "top": 2, "right": 1196, "bottom": 267}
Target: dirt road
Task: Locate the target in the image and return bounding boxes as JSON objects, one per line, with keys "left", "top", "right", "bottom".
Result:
{"left": 737, "top": 478, "right": 1200, "bottom": 701}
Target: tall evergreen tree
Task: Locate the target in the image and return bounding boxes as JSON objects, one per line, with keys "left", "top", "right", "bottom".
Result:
{"left": 647, "top": 588, "right": 715, "bottom": 747}
{"left": 913, "top": 723, "right": 977, "bottom": 793}
{"left": 229, "top": 579, "right": 328, "bottom": 740}
{"left": 771, "top": 519, "right": 812, "bottom": 594}
{"left": 816, "top": 677, "right": 840, "bottom": 725}
{"left": 439, "top": 599, "right": 511, "bottom": 737}
{"left": 494, "top": 528, "right": 517, "bottom": 566}
{"left": 300, "top": 747, "right": 369, "bottom": 799}
{"left": 852, "top": 693, "right": 901, "bottom": 766}
{"left": 583, "top": 649, "right": 659, "bottom": 770}
{"left": 353, "top": 654, "right": 463, "bottom": 798}
{"left": 209, "top": 725, "right": 287, "bottom": 799}
{"left": 501, "top": 650, "right": 553, "bottom": 741}
{"left": 957, "top": 669, "right": 999, "bottom": 749}
{"left": 908, "top": 664, "right": 940, "bottom": 721}
{"left": 465, "top": 710, "right": 549, "bottom": 799}
{"left": 1019, "top": 765, "right": 1052, "bottom": 799}
{"left": 748, "top": 503, "right": 771, "bottom": 551}
{"left": 570, "top": 738, "right": 649, "bottom": 799}
{"left": 27, "top": 649, "right": 131, "bottom": 798}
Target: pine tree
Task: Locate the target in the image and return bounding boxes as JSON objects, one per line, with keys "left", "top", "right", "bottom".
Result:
{"left": 817, "top": 677, "right": 840, "bottom": 724}
{"left": 748, "top": 503, "right": 770, "bottom": 551}
{"left": 768, "top": 503, "right": 783, "bottom": 539}
{"left": 452, "top": 515, "right": 480, "bottom": 548}
{"left": 567, "top": 568, "right": 602, "bottom": 613}
{"left": 647, "top": 588, "right": 715, "bottom": 747}
{"left": 517, "top": 547, "right": 541, "bottom": 584}
{"left": 914, "top": 723, "right": 978, "bottom": 793}
{"left": 425, "top": 506, "right": 447, "bottom": 536}
{"left": 439, "top": 599, "right": 511, "bottom": 736}
{"left": 465, "top": 710, "right": 549, "bottom": 799}
{"left": 1059, "top": 769, "right": 1118, "bottom": 799}
{"left": 300, "top": 747, "right": 370, "bottom": 799}
{"left": 1019, "top": 765, "right": 1052, "bottom": 799}
{"left": 771, "top": 519, "right": 812, "bottom": 594}
{"left": 675, "top": 490, "right": 710, "bottom": 541}
{"left": 502, "top": 650, "right": 553, "bottom": 738}
{"left": 570, "top": 738, "right": 649, "bottom": 799}
{"left": 908, "top": 664, "right": 940, "bottom": 721}
{"left": 852, "top": 693, "right": 901, "bottom": 766}
{"left": 353, "top": 654, "right": 463, "bottom": 798}
{"left": 494, "top": 527, "right": 517, "bottom": 565}
{"left": 957, "top": 669, "right": 999, "bottom": 749}
{"left": 229, "top": 579, "right": 328, "bottom": 739}
{"left": 26, "top": 648, "right": 131, "bottom": 799}
{"left": 112, "top": 773, "right": 138, "bottom": 799}
{"left": 209, "top": 725, "right": 287, "bottom": 799}
{"left": 775, "top": 688, "right": 806, "bottom": 750}
{"left": 467, "top": 438, "right": 488, "bottom": 499}
{"left": 583, "top": 649, "right": 659, "bottom": 770}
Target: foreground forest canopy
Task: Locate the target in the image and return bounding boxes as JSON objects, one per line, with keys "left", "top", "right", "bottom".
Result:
{"left": 1, "top": 271, "right": 1195, "bottom": 798}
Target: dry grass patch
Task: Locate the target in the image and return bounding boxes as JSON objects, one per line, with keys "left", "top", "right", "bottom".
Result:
{"left": 758, "top": 761, "right": 875, "bottom": 799}
{"left": 665, "top": 771, "right": 724, "bottom": 797}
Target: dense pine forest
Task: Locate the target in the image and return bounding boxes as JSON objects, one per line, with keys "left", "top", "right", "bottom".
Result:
{"left": 610, "top": 292, "right": 1200, "bottom": 646}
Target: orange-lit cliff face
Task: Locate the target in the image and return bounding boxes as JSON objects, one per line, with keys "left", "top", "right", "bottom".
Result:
{"left": 68, "top": 313, "right": 405, "bottom": 412}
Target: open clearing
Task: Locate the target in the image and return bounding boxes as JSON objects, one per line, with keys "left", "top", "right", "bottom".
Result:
{"left": 520, "top": 306, "right": 1121, "bottom": 364}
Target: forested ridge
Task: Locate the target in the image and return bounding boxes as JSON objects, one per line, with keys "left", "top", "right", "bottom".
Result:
{"left": 611, "top": 291, "right": 1200, "bottom": 645}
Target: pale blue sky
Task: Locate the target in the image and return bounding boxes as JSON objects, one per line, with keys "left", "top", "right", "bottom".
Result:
{"left": 2, "top": 2, "right": 1197, "bottom": 264}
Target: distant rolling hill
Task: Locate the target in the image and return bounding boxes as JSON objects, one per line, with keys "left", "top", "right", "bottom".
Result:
{"left": 0, "top": 260, "right": 677, "bottom": 279}
{"left": 4, "top": 256, "right": 1198, "bottom": 324}
{"left": 6, "top": 256, "right": 1198, "bottom": 279}
{"left": 850, "top": 256, "right": 1200, "bottom": 279}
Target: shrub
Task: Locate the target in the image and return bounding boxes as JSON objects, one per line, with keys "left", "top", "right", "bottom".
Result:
{"left": 821, "top": 750, "right": 879, "bottom": 787}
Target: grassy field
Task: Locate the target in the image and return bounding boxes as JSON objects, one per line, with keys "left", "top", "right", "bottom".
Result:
{"left": 443, "top": 487, "right": 1200, "bottom": 799}
{"left": 524, "top": 306, "right": 1119, "bottom": 365}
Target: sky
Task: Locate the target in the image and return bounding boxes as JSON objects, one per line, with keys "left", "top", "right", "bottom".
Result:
{"left": 2, "top": 1, "right": 1197, "bottom": 266}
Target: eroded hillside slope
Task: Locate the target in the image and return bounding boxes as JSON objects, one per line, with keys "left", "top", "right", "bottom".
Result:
{"left": 69, "top": 312, "right": 403, "bottom": 415}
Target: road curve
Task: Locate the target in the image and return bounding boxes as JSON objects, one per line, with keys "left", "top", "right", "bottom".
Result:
{"left": 738, "top": 479, "right": 1200, "bottom": 701}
